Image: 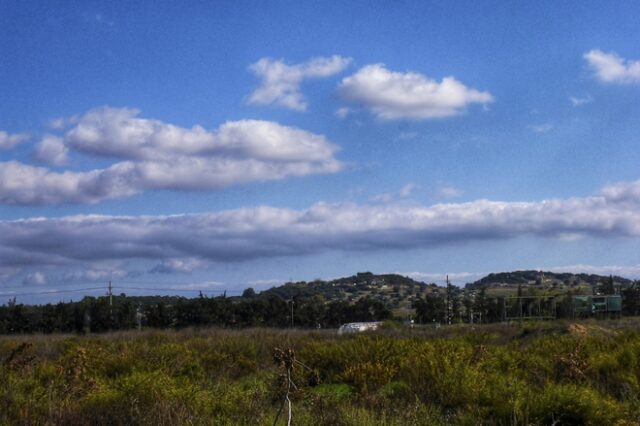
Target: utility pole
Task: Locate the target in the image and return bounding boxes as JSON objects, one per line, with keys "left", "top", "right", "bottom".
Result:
{"left": 290, "top": 300, "right": 295, "bottom": 328}
{"left": 108, "top": 281, "right": 113, "bottom": 328}
{"left": 446, "top": 275, "right": 452, "bottom": 325}
{"left": 108, "top": 281, "right": 113, "bottom": 310}
{"left": 136, "top": 304, "right": 143, "bottom": 331}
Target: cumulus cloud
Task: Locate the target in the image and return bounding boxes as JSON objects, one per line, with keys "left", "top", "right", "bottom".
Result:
{"left": 64, "top": 107, "right": 339, "bottom": 162}
{"left": 0, "top": 161, "right": 139, "bottom": 205}
{"left": 2, "top": 179, "right": 640, "bottom": 270}
{"left": 599, "top": 180, "right": 640, "bottom": 204}
{"left": 0, "top": 131, "right": 29, "bottom": 149}
{"left": 338, "top": 64, "right": 493, "bottom": 120}
{"left": 584, "top": 49, "right": 640, "bottom": 84}
{"left": 0, "top": 107, "right": 342, "bottom": 205}
{"left": 34, "top": 135, "right": 69, "bottom": 166}
{"left": 248, "top": 56, "right": 352, "bottom": 111}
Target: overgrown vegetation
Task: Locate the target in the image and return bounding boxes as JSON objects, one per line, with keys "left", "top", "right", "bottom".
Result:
{"left": 3, "top": 321, "right": 640, "bottom": 425}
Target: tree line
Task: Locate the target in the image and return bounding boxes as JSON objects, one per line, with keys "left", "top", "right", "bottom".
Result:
{"left": 2, "top": 277, "right": 640, "bottom": 334}
{"left": 0, "top": 292, "right": 391, "bottom": 334}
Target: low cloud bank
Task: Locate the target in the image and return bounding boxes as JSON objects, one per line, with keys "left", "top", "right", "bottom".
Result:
{"left": 2, "top": 179, "right": 640, "bottom": 269}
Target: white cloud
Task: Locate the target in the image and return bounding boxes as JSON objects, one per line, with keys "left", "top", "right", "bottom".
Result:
{"left": 371, "top": 182, "right": 417, "bottom": 203}
{"left": 0, "top": 107, "right": 343, "bottom": 205}
{"left": 0, "top": 131, "right": 29, "bottom": 149}
{"left": 0, "top": 161, "right": 140, "bottom": 205}
{"left": 23, "top": 271, "right": 47, "bottom": 286}
{"left": 335, "top": 107, "right": 352, "bottom": 119}
{"left": 546, "top": 264, "right": 640, "bottom": 279}
{"left": 248, "top": 56, "right": 352, "bottom": 111}
{"left": 48, "top": 115, "right": 79, "bottom": 130}
{"left": 584, "top": 49, "right": 640, "bottom": 84}
{"left": 34, "top": 135, "right": 69, "bottom": 166}
{"left": 48, "top": 118, "right": 66, "bottom": 130}
{"left": 65, "top": 107, "right": 339, "bottom": 162}
{"left": 435, "top": 184, "right": 463, "bottom": 199}
{"left": 338, "top": 64, "right": 494, "bottom": 120}
{"left": 399, "top": 182, "right": 417, "bottom": 197}
{"left": 3, "top": 178, "right": 640, "bottom": 270}
{"left": 599, "top": 179, "right": 640, "bottom": 204}
{"left": 570, "top": 95, "right": 593, "bottom": 107}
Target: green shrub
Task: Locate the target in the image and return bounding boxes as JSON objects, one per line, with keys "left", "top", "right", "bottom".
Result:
{"left": 3, "top": 323, "right": 640, "bottom": 425}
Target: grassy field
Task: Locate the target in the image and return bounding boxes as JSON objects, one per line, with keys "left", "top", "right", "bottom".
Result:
{"left": 2, "top": 320, "right": 640, "bottom": 425}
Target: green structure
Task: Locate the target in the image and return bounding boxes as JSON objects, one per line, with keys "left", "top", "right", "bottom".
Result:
{"left": 573, "top": 295, "right": 622, "bottom": 318}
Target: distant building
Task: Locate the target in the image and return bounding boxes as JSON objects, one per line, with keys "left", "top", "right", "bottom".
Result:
{"left": 337, "top": 322, "right": 381, "bottom": 334}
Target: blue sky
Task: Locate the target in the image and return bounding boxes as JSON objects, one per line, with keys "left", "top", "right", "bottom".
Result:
{"left": 2, "top": 1, "right": 640, "bottom": 303}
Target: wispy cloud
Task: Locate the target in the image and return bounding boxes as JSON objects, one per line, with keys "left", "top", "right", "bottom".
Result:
{"left": 150, "top": 258, "right": 205, "bottom": 274}
{"left": 248, "top": 56, "right": 352, "bottom": 111}
{"left": 0, "top": 131, "right": 29, "bottom": 150}
{"left": 570, "top": 95, "right": 593, "bottom": 107}
{"left": 63, "top": 267, "right": 129, "bottom": 282}
{"left": 371, "top": 182, "right": 418, "bottom": 203}
{"left": 434, "top": 183, "right": 463, "bottom": 199}
{"left": 396, "top": 131, "right": 418, "bottom": 140}
{"left": 528, "top": 123, "right": 553, "bottom": 133}
{"left": 338, "top": 64, "right": 493, "bottom": 120}
{"left": 335, "top": 107, "right": 352, "bottom": 119}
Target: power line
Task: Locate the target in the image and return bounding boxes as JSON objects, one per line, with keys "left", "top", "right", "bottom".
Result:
{"left": 117, "top": 286, "right": 210, "bottom": 293}
{"left": 0, "top": 286, "right": 105, "bottom": 297}
{"left": 0, "top": 284, "right": 243, "bottom": 298}
{"left": 115, "top": 286, "right": 241, "bottom": 294}
{"left": 116, "top": 280, "right": 226, "bottom": 286}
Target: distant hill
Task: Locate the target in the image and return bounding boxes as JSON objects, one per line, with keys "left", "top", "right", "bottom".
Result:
{"left": 250, "top": 270, "right": 637, "bottom": 312}
{"left": 258, "top": 272, "right": 436, "bottom": 311}
{"left": 92, "top": 271, "right": 636, "bottom": 313}
{"left": 464, "top": 270, "right": 633, "bottom": 290}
